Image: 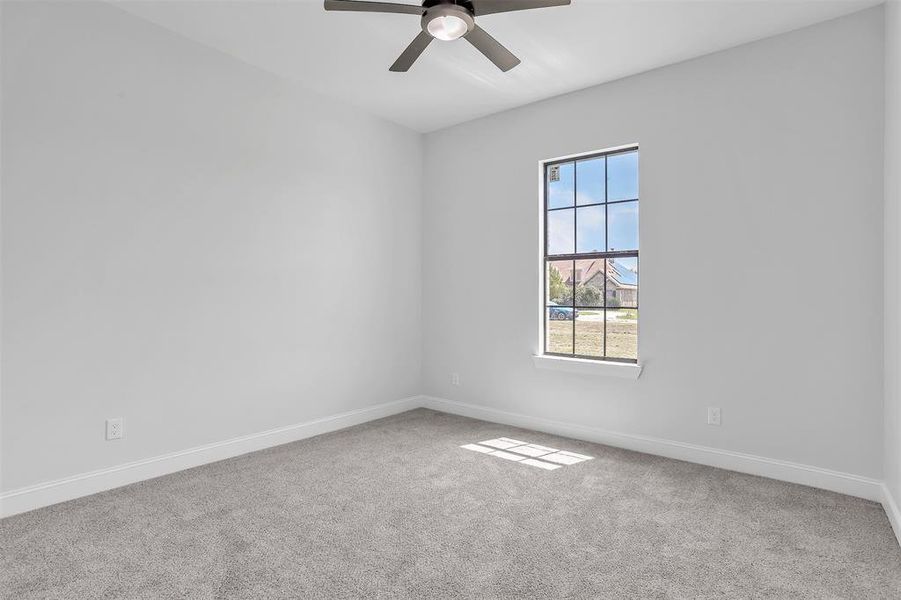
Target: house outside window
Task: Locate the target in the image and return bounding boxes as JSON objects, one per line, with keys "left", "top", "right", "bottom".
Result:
{"left": 542, "top": 146, "right": 639, "bottom": 362}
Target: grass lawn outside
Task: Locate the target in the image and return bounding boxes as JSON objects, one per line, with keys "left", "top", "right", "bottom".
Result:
{"left": 546, "top": 313, "right": 637, "bottom": 360}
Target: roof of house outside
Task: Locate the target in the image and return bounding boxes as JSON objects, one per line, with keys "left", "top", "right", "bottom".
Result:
{"left": 552, "top": 259, "right": 637, "bottom": 290}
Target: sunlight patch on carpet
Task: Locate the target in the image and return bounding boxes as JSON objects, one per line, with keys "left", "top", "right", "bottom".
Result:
{"left": 461, "top": 438, "right": 594, "bottom": 471}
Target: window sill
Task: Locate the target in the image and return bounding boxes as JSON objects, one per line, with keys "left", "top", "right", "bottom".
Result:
{"left": 532, "top": 355, "right": 643, "bottom": 379}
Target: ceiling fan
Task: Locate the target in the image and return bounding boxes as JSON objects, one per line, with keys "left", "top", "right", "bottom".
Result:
{"left": 323, "top": 0, "right": 571, "bottom": 72}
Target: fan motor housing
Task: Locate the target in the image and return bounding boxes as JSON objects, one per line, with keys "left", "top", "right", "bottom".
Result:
{"left": 422, "top": 0, "right": 476, "bottom": 13}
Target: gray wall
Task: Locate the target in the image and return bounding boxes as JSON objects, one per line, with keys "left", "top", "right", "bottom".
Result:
{"left": 422, "top": 8, "right": 885, "bottom": 478}
{"left": 885, "top": 0, "right": 901, "bottom": 509}
{"left": 1, "top": 2, "right": 423, "bottom": 492}
{"left": 1, "top": 2, "right": 890, "bottom": 499}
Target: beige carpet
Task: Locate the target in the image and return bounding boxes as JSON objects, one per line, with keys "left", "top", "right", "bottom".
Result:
{"left": 2, "top": 408, "right": 900, "bottom": 599}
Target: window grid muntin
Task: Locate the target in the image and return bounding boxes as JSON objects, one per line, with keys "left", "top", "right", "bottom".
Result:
{"left": 543, "top": 146, "right": 638, "bottom": 363}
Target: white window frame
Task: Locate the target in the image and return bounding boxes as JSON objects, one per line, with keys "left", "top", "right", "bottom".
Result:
{"left": 535, "top": 144, "right": 642, "bottom": 379}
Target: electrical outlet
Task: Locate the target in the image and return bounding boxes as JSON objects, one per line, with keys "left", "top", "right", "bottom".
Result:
{"left": 106, "top": 418, "right": 124, "bottom": 440}
{"left": 707, "top": 407, "right": 721, "bottom": 426}
{"left": 451, "top": 373, "right": 460, "bottom": 386}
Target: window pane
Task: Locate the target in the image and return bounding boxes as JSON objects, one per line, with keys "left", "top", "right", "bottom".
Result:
{"left": 574, "top": 313, "right": 603, "bottom": 358}
{"left": 606, "top": 309, "right": 638, "bottom": 360}
{"left": 576, "top": 157, "right": 605, "bottom": 206}
{"left": 573, "top": 258, "right": 605, "bottom": 307}
{"left": 547, "top": 209, "right": 574, "bottom": 255}
{"left": 545, "top": 149, "right": 639, "bottom": 363}
{"left": 576, "top": 205, "right": 605, "bottom": 254}
{"left": 607, "top": 201, "right": 638, "bottom": 251}
{"left": 607, "top": 151, "right": 638, "bottom": 201}
{"left": 547, "top": 162, "right": 574, "bottom": 209}
{"left": 605, "top": 257, "right": 638, "bottom": 308}
{"left": 546, "top": 260, "right": 573, "bottom": 306}
{"left": 546, "top": 308, "right": 574, "bottom": 354}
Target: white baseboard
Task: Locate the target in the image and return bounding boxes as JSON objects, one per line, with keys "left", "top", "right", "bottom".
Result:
{"left": 0, "top": 396, "right": 421, "bottom": 518}
{"left": 421, "top": 395, "right": 884, "bottom": 503}
{"left": 883, "top": 484, "right": 901, "bottom": 548}
{"left": 3, "top": 392, "right": 896, "bottom": 550}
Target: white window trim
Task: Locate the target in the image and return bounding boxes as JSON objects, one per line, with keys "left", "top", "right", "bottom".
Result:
{"left": 532, "top": 354, "right": 643, "bottom": 379}
{"left": 537, "top": 143, "right": 642, "bottom": 374}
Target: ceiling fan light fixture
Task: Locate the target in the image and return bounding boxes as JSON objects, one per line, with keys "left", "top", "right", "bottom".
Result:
{"left": 324, "top": 0, "right": 574, "bottom": 72}
{"left": 427, "top": 15, "right": 468, "bottom": 41}
{"left": 422, "top": 5, "right": 474, "bottom": 42}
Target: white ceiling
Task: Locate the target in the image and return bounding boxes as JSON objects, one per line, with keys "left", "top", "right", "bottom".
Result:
{"left": 117, "top": 0, "right": 881, "bottom": 132}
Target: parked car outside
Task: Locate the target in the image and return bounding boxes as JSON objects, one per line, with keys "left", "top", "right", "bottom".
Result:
{"left": 548, "top": 302, "right": 579, "bottom": 320}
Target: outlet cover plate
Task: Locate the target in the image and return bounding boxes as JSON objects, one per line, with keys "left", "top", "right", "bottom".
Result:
{"left": 106, "top": 418, "right": 124, "bottom": 440}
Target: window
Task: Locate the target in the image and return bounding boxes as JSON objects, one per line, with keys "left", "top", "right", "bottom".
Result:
{"left": 542, "top": 147, "right": 639, "bottom": 363}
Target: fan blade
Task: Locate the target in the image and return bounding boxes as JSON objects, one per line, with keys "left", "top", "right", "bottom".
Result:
{"left": 464, "top": 25, "right": 520, "bottom": 72}
{"left": 389, "top": 31, "right": 433, "bottom": 72}
{"left": 324, "top": 0, "right": 424, "bottom": 15}
{"left": 473, "top": 0, "right": 570, "bottom": 16}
